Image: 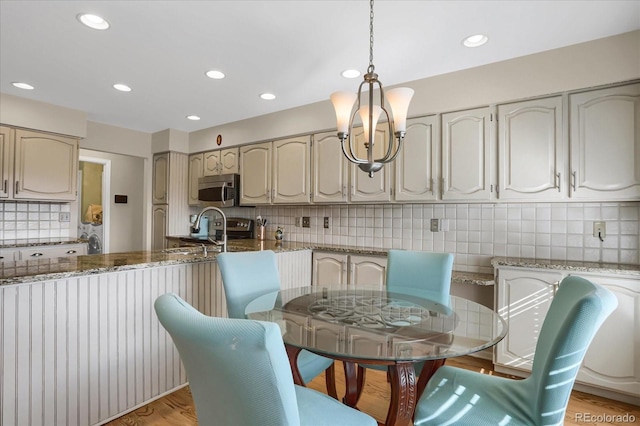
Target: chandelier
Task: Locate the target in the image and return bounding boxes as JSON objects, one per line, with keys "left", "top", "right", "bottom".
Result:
{"left": 330, "top": 0, "right": 414, "bottom": 177}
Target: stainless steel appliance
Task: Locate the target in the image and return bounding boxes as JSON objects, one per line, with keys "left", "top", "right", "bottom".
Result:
{"left": 210, "top": 217, "right": 254, "bottom": 240}
{"left": 197, "top": 174, "right": 240, "bottom": 208}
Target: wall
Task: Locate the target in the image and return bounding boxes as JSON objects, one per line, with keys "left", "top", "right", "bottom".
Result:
{"left": 222, "top": 202, "right": 640, "bottom": 275}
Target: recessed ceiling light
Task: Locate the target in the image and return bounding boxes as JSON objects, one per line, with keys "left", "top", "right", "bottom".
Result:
{"left": 206, "top": 70, "right": 226, "bottom": 79}
{"left": 463, "top": 34, "right": 488, "bottom": 48}
{"left": 341, "top": 69, "right": 361, "bottom": 79}
{"left": 260, "top": 93, "right": 276, "bottom": 100}
{"left": 113, "top": 83, "right": 132, "bottom": 92}
{"left": 11, "top": 82, "right": 34, "bottom": 90}
{"left": 187, "top": 115, "right": 201, "bottom": 121}
{"left": 77, "top": 13, "right": 110, "bottom": 30}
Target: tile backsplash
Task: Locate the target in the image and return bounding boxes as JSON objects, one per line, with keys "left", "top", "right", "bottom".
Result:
{"left": 236, "top": 202, "right": 640, "bottom": 274}
{"left": 0, "top": 202, "right": 72, "bottom": 240}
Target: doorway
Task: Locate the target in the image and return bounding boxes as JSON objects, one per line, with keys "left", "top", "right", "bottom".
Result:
{"left": 78, "top": 156, "right": 111, "bottom": 253}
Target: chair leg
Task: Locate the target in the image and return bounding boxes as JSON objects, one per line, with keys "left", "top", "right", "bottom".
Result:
{"left": 325, "top": 362, "right": 338, "bottom": 399}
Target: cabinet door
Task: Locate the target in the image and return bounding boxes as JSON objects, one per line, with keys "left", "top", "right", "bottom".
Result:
{"left": 395, "top": 115, "right": 438, "bottom": 201}
{"left": 0, "top": 248, "right": 20, "bottom": 261}
{"left": 495, "top": 268, "right": 563, "bottom": 371}
{"left": 350, "top": 126, "right": 391, "bottom": 202}
{"left": 188, "top": 153, "right": 204, "bottom": 206}
{"left": 312, "top": 132, "right": 348, "bottom": 203}
{"left": 442, "top": 107, "right": 493, "bottom": 200}
{"left": 220, "top": 148, "right": 239, "bottom": 174}
{"left": 203, "top": 150, "right": 221, "bottom": 176}
{"left": 152, "top": 153, "right": 169, "bottom": 204}
{"left": 312, "top": 252, "right": 348, "bottom": 287}
{"left": 574, "top": 273, "right": 640, "bottom": 397}
{"left": 0, "top": 126, "right": 12, "bottom": 199}
{"left": 14, "top": 129, "right": 78, "bottom": 201}
{"left": 569, "top": 83, "right": 640, "bottom": 200}
{"left": 240, "top": 142, "right": 271, "bottom": 205}
{"left": 498, "top": 96, "right": 565, "bottom": 200}
{"left": 152, "top": 204, "right": 168, "bottom": 250}
{"left": 272, "top": 136, "right": 311, "bottom": 204}
{"left": 349, "top": 254, "right": 387, "bottom": 287}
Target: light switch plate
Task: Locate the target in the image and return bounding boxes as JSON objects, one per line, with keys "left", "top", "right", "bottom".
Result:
{"left": 59, "top": 212, "right": 70, "bottom": 222}
{"left": 430, "top": 219, "right": 440, "bottom": 232}
{"left": 593, "top": 221, "right": 606, "bottom": 239}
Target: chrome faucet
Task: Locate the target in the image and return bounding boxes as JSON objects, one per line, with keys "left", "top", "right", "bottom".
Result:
{"left": 192, "top": 206, "right": 227, "bottom": 253}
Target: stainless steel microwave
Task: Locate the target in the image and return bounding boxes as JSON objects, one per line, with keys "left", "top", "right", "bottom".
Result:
{"left": 198, "top": 174, "right": 240, "bottom": 208}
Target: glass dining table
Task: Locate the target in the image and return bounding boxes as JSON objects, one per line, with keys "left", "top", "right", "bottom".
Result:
{"left": 246, "top": 284, "right": 507, "bottom": 426}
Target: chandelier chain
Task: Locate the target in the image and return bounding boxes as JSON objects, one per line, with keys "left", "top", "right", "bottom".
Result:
{"left": 368, "top": 0, "right": 374, "bottom": 72}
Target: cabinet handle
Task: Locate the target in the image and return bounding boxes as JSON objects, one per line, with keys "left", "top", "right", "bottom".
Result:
{"left": 66, "top": 250, "right": 77, "bottom": 254}
{"left": 342, "top": 185, "right": 347, "bottom": 198}
{"left": 571, "top": 171, "right": 576, "bottom": 191}
{"left": 31, "top": 252, "right": 44, "bottom": 257}
{"left": 351, "top": 184, "right": 355, "bottom": 196}
{"left": 0, "top": 256, "right": 4, "bottom": 260}
{"left": 555, "top": 173, "right": 561, "bottom": 192}
{"left": 15, "top": 181, "right": 19, "bottom": 195}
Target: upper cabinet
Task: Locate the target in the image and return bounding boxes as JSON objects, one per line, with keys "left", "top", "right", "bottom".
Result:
{"left": 441, "top": 107, "right": 494, "bottom": 201}
{"left": 497, "top": 96, "right": 565, "bottom": 200}
{"left": 312, "top": 132, "right": 349, "bottom": 203}
{"left": 272, "top": 136, "right": 311, "bottom": 204}
{"left": 394, "top": 115, "right": 439, "bottom": 202}
{"left": 152, "top": 153, "right": 169, "bottom": 204}
{"left": 240, "top": 142, "right": 272, "bottom": 204}
{"left": 0, "top": 127, "right": 78, "bottom": 201}
{"left": 569, "top": 83, "right": 640, "bottom": 200}
{"left": 188, "top": 153, "right": 204, "bottom": 205}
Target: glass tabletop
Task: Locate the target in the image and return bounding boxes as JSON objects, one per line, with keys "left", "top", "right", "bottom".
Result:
{"left": 246, "top": 285, "right": 507, "bottom": 363}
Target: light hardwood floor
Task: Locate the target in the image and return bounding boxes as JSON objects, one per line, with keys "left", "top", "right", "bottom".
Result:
{"left": 106, "top": 356, "right": 639, "bottom": 425}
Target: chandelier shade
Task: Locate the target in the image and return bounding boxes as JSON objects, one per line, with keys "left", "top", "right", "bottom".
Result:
{"left": 329, "top": 0, "right": 414, "bottom": 177}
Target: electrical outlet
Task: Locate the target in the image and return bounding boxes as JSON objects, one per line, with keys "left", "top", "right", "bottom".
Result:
{"left": 59, "top": 212, "right": 70, "bottom": 222}
{"left": 323, "top": 217, "right": 330, "bottom": 229}
{"left": 302, "top": 216, "right": 310, "bottom": 228}
{"left": 430, "top": 218, "right": 440, "bottom": 232}
{"left": 593, "top": 221, "right": 606, "bottom": 240}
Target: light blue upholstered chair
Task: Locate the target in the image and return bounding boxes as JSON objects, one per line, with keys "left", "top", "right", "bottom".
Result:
{"left": 413, "top": 275, "right": 618, "bottom": 426}
{"left": 355, "top": 250, "right": 455, "bottom": 397}
{"left": 155, "top": 293, "right": 377, "bottom": 426}
{"left": 217, "top": 250, "right": 336, "bottom": 393}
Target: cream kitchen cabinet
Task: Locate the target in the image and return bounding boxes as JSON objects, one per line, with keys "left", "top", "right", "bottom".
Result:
{"left": 441, "top": 107, "right": 494, "bottom": 201}
{"left": 0, "top": 248, "right": 20, "bottom": 261}
{"left": 312, "top": 251, "right": 387, "bottom": 287}
{"left": 312, "top": 132, "right": 349, "bottom": 203}
{"left": 151, "top": 204, "right": 168, "bottom": 250}
{"left": 495, "top": 265, "right": 640, "bottom": 402}
{"left": 497, "top": 96, "right": 565, "bottom": 200}
{"left": 0, "top": 126, "right": 12, "bottom": 199}
{"left": 204, "top": 147, "right": 239, "bottom": 176}
{"left": 152, "top": 152, "right": 169, "bottom": 204}
{"left": 569, "top": 83, "right": 640, "bottom": 200}
{"left": 188, "top": 153, "right": 204, "bottom": 205}
{"left": 240, "top": 137, "right": 311, "bottom": 205}
{"left": 19, "top": 243, "right": 87, "bottom": 259}
{"left": 494, "top": 267, "right": 562, "bottom": 371}
{"left": 394, "top": 115, "right": 439, "bottom": 202}
{"left": 0, "top": 127, "right": 78, "bottom": 201}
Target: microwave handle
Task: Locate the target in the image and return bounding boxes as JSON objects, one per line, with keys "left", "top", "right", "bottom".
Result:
{"left": 221, "top": 181, "right": 227, "bottom": 206}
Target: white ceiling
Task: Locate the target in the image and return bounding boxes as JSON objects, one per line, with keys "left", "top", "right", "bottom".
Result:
{"left": 1, "top": 1, "right": 639, "bottom": 134}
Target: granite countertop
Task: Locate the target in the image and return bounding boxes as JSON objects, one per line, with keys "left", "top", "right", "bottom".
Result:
{"left": 0, "top": 238, "right": 88, "bottom": 249}
{"left": 0, "top": 239, "right": 496, "bottom": 287}
{"left": 491, "top": 257, "right": 640, "bottom": 277}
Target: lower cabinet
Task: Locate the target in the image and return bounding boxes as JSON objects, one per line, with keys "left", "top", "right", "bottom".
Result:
{"left": 312, "top": 251, "right": 387, "bottom": 287}
{"left": 0, "top": 248, "right": 20, "bottom": 261}
{"left": 494, "top": 266, "right": 640, "bottom": 401}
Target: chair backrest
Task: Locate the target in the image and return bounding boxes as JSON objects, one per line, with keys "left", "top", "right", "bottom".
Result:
{"left": 154, "top": 293, "right": 301, "bottom": 426}
{"left": 217, "top": 250, "right": 281, "bottom": 319}
{"left": 529, "top": 275, "right": 617, "bottom": 425}
{"left": 385, "top": 250, "right": 454, "bottom": 306}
